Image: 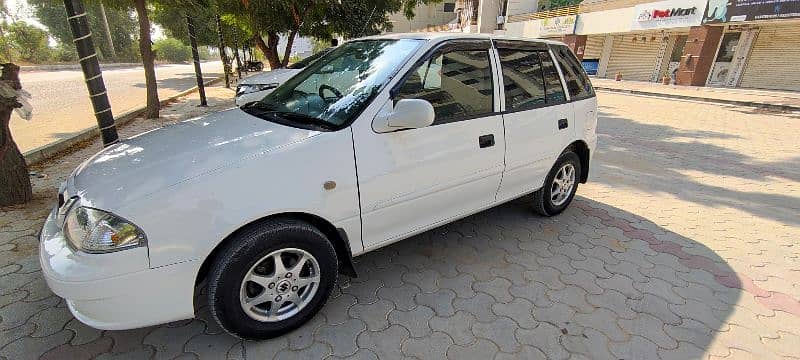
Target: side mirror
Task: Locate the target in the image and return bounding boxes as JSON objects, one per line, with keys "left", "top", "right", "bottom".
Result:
{"left": 373, "top": 99, "right": 435, "bottom": 133}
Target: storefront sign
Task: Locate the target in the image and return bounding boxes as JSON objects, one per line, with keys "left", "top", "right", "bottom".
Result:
{"left": 539, "top": 15, "right": 577, "bottom": 36}
{"left": 704, "top": 0, "right": 800, "bottom": 23}
{"left": 631, "top": 0, "right": 708, "bottom": 30}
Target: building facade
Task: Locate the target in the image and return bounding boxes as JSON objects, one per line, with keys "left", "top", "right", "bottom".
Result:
{"left": 398, "top": 0, "right": 800, "bottom": 91}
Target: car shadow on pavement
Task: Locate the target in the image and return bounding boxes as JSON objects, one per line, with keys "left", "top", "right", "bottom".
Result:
{"left": 595, "top": 110, "right": 800, "bottom": 226}
{"left": 175, "top": 196, "right": 742, "bottom": 359}
{"left": 2, "top": 197, "right": 744, "bottom": 359}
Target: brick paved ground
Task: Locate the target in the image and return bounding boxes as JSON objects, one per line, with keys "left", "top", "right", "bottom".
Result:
{"left": 1, "top": 87, "right": 798, "bottom": 359}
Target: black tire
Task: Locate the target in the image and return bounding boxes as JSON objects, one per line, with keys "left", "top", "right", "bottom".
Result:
{"left": 532, "top": 151, "right": 581, "bottom": 216}
{"left": 207, "top": 218, "right": 338, "bottom": 340}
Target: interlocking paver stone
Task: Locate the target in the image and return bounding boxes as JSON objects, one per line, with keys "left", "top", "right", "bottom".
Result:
{"left": 348, "top": 299, "right": 394, "bottom": 331}
{"left": 471, "top": 316, "right": 520, "bottom": 353}
{"left": 388, "top": 305, "right": 434, "bottom": 338}
{"left": 445, "top": 338, "right": 499, "bottom": 360}
{"left": 400, "top": 331, "right": 453, "bottom": 359}
{"left": 314, "top": 318, "right": 366, "bottom": 357}
{"left": 356, "top": 324, "right": 409, "bottom": 359}
{"left": 516, "top": 322, "right": 570, "bottom": 360}
{"left": 429, "top": 311, "right": 477, "bottom": 345}
{"left": 1, "top": 90, "right": 798, "bottom": 359}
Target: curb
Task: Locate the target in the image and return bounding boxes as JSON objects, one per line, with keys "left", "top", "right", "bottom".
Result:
{"left": 23, "top": 77, "right": 223, "bottom": 166}
{"left": 21, "top": 63, "right": 142, "bottom": 72}
{"left": 594, "top": 86, "right": 800, "bottom": 113}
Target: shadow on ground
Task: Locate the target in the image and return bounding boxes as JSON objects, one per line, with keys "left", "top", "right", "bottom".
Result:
{"left": 595, "top": 107, "right": 800, "bottom": 226}
{"left": 157, "top": 196, "right": 741, "bottom": 359}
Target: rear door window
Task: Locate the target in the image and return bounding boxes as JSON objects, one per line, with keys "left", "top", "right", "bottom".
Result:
{"left": 539, "top": 52, "right": 567, "bottom": 104}
{"left": 497, "top": 49, "right": 546, "bottom": 110}
{"left": 551, "top": 45, "right": 595, "bottom": 100}
{"left": 497, "top": 49, "right": 568, "bottom": 111}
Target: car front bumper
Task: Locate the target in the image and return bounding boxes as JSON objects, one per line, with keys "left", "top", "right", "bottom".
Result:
{"left": 39, "top": 207, "right": 198, "bottom": 330}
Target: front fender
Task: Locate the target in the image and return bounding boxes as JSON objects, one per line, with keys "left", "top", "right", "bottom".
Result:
{"left": 118, "top": 128, "right": 361, "bottom": 268}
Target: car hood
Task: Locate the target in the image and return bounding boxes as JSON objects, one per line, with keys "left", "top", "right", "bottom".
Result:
{"left": 238, "top": 68, "right": 301, "bottom": 86}
{"left": 68, "top": 108, "right": 320, "bottom": 211}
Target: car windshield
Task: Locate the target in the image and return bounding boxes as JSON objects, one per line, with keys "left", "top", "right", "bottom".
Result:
{"left": 242, "top": 39, "right": 424, "bottom": 130}
{"left": 287, "top": 49, "right": 330, "bottom": 69}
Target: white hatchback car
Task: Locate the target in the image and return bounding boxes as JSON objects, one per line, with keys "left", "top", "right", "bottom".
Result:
{"left": 41, "top": 33, "right": 597, "bottom": 339}
{"left": 235, "top": 49, "right": 332, "bottom": 106}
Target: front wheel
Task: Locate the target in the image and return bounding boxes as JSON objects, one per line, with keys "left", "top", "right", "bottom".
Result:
{"left": 207, "top": 219, "right": 338, "bottom": 340}
{"left": 532, "top": 151, "right": 581, "bottom": 216}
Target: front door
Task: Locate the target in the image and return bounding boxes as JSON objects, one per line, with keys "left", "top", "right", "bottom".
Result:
{"left": 352, "top": 40, "right": 505, "bottom": 250}
{"left": 708, "top": 32, "right": 741, "bottom": 86}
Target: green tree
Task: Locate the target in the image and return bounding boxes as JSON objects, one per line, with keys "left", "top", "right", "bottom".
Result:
{"left": 153, "top": 37, "right": 192, "bottom": 62}
{"left": 7, "top": 22, "right": 51, "bottom": 63}
{"left": 216, "top": 0, "right": 441, "bottom": 70}
{"left": 28, "top": 0, "right": 139, "bottom": 62}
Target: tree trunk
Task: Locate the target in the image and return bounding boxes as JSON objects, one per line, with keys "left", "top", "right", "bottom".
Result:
{"left": 187, "top": 16, "right": 206, "bottom": 106}
{"left": 0, "top": 63, "right": 32, "bottom": 206}
{"left": 134, "top": 0, "right": 159, "bottom": 119}
{"left": 215, "top": 14, "right": 230, "bottom": 88}
{"left": 253, "top": 33, "right": 281, "bottom": 70}
{"left": 98, "top": 2, "right": 116, "bottom": 59}
{"left": 282, "top": 30, "right": 297, "bottom": 67}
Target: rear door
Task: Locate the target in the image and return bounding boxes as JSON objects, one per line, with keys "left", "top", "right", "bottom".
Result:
{"left": 494, "top": 40, "right": 575, "bottom": 201}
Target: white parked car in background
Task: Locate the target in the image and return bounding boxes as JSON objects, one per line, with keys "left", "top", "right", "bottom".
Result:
{"left": 40, "top": 33, "right": 597, "bottom": 340}
{"left": 235, "top": 49, "right": 332, "bottom": 106}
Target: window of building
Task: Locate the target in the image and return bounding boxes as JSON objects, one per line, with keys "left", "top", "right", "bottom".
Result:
{"left": 498, "top": 49, "right": 546, "bottom": 110}
{"left": 551, "top": 45, "right": 594, "bottom": 100}
{"left": 443, "top": 3, "right": 456, "bottom": 12}
{"left": 396, "top": 48, "right": 494, "bottom": 125}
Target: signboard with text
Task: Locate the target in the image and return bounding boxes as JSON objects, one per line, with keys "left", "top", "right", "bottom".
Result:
{"left": 704, "top": 0, "right": 800, "bottom": 23}
{"left": 539, "top": 15, "right": 578, "bottom": 36}
{"left": 631, "top": 0, "right": 708, "bottom": 30}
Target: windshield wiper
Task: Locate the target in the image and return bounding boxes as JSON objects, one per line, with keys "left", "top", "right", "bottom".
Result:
{"left": 273, "top": 112, "right": 337, "bottom": 131}
{"left": 240, "top": 101, "right": 275, "bottom": 110}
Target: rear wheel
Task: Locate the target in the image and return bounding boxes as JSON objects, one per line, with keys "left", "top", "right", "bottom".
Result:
{"left": 532, "top": 151, "right": 581, "bottom": 216}
{"left": 207, "top": 218, "right": 337, "bottom": 340}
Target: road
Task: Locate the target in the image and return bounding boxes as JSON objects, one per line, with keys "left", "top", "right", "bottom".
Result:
{"left": 1, "top": 90, "right": 798, "bottom": 359}
{"left": 11, "top": 61, "right": 225, "bottom": 153}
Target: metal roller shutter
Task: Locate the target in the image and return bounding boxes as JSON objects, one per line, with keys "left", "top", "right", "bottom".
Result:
{"left": 583, "top": 35, "right": 605, "bottom": 60}
{"left": 739, "top": 24, "right": 800, "bottom": 91}
{"left": 605, "top": 33, "right": 661, "bottom": 81}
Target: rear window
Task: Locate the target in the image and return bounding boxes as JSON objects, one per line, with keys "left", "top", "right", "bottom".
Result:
{"left": 551, "top": 45, "right": 594, "bottom": 100}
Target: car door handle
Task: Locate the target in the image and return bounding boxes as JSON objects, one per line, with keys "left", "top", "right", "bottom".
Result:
{"left": 479, "top": 134, "right": 495, "bottom": 148}
{"left": 558, "top": 118, "right": 569, "bottom": 130}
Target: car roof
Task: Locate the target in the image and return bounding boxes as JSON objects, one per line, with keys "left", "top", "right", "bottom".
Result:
{"left": 358, "top": 32, "right": 566, "bottom": 46}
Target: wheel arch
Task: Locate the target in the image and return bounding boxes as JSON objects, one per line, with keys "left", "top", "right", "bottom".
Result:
{"left": 194, "top": 212, "right": 358, "bottom": 288}
{"left": 565, "top": 140, "right": 590, "bottom": 183}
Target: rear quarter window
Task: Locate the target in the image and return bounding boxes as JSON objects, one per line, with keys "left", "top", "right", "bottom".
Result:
{"left": 552, "top": 45, "right": 595, "bottom": 100}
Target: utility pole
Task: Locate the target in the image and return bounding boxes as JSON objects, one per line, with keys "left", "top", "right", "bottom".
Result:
{"left": 63, "top": 0, "right": 118, "bottom": 146}
{"left": 187, "top": 15, "right": 207, "bottom": 106}
{"left": 215, "top": 15, "right": 230, "bottom": 88}
{"left": 98, "top": 2, "right": 116, "bottom": 59}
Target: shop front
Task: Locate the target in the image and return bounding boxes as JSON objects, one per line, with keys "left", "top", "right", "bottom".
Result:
{"left": 702, "top": 0, "right": 800, "bottom": 91}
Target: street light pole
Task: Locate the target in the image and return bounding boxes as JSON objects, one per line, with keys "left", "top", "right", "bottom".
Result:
{"left": 187, "top": 15, "right": 207, "bottom": 106}
{"left": 63, "top": 0, "right": 118, "bottom": 147}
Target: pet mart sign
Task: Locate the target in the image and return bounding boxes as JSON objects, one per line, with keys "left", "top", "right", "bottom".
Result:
{"left": 632, "top": 0, "right": 708, "bottom": 29}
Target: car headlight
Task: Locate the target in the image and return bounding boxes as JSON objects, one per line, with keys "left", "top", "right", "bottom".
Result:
{"left": 236, "top": 83, "right": 279, "bottom": 96}
{"left": 63, "top": 206, "right": 146, "bottom": 253}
